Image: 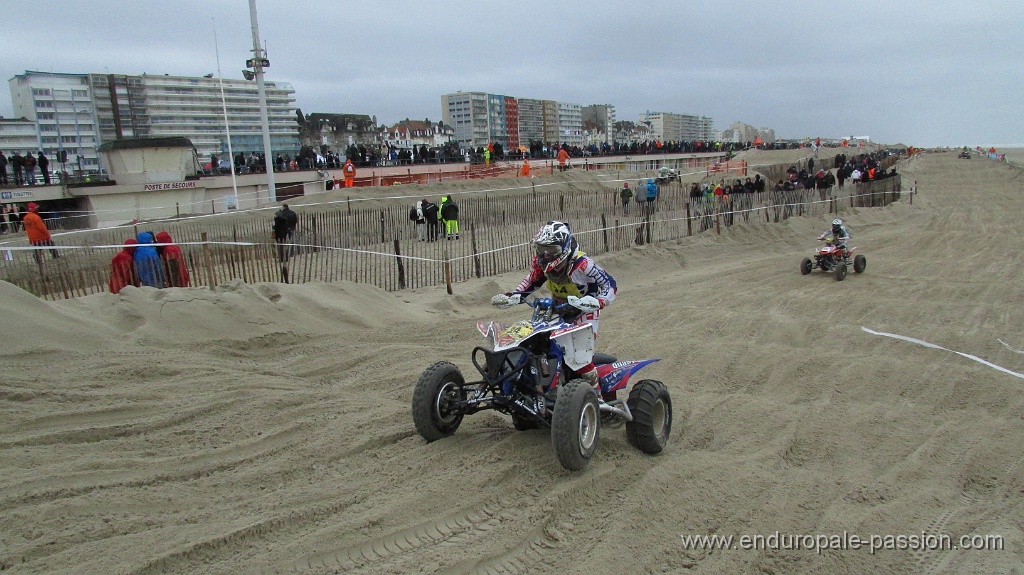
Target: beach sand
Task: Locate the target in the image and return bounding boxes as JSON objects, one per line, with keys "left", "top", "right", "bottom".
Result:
{"left": 1, "top": 149, "right": 1022, "bottom": 574}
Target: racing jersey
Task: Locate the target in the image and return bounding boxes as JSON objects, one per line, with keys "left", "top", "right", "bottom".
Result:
{"left": 511, "top": 250, "right": 617, "bottom": 311}
{"left": 819, "top": 226, "right": 850, "bottom": 242}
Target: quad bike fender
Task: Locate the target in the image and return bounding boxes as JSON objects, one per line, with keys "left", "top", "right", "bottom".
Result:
{"left": 596, "top": 359, "right": 660, "bottom": 394}
{"left": 551, "top": 323, "right": 595, "bottom": 371}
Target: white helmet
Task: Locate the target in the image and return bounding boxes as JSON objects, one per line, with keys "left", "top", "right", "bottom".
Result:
{"left": 832, "top": 218, "right": 843, "bottom": 226}
{"left": 532, "top": 221, "right": 576, "bottom": 273}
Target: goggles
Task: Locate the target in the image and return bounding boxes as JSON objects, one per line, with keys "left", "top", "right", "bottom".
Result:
{"left": 535, "top": 244, "right": 561, "bottom": 259}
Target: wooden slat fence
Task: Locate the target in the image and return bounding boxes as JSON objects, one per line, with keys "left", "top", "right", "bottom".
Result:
{"left": 0, "top": 166, "right": 903, "bottom": 299}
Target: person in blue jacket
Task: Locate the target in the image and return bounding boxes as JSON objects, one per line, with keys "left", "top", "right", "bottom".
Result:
{"left": 134, "top": 231, "right": 166, "bottom": 288}
{"left": 645, "top": 178, "right": 659, "bottom": 203}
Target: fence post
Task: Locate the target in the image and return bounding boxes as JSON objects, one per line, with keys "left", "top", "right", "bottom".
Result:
{"left": 686, "top": 202, "right": 692, "bottom": 236}
{"left": 470, "top": 222, "right": 481, "bottom": 278}
{"left": 176, "top": 202, "right": 180, "bottom": 218}
{"left": 715, "top": 206, "right": 721, "bottom": 235}
{"left": 443, "top": 248, "right": 453, "bottom": 295}
{"left": 394, "top": 239, "right": 406, "bottom": 290}
{"left": 211, "top": 199, "right": 215, "bottom": 214}
{"left": 645, "top": 215, "right": 652, "bottom": 244}
{"left": 379, "top": 210, "right": 385, "bottom": 244}
{"left": 601, "top": 213, "right": 609, "bottom": 253}
{"left": 201, "top": 232, "right": 215, "bottom": 290}
{"left": 347, "top": 196, "right": 351, "bottom": 214}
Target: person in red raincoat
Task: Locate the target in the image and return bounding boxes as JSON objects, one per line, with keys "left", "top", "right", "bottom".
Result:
{"left": 155, "top": 231, "right": 190, "bottom": 287}
{"left": 109, "top": 238, "right": 139, "bottom": 293}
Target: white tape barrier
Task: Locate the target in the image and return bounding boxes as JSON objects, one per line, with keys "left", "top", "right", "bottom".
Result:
{"left": 862, "top": 327, "right": 1024, "bottom": 380}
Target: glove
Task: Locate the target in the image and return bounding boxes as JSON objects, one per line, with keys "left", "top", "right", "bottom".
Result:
{"left": 567, "top": 295, "right": 601, "bottom": 312}
{"left": 491, "top": 293, "right": 522, "bottom": 308}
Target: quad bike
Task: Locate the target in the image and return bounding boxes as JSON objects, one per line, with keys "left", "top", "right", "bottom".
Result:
{"left": 655, "top": 168, "right": 681, "bottom": 186}
{"left": 800, "top": 234, "right": 866, "bottom": 281}
{"left": 412, "top": 297, "right": 672, "bottom": 471}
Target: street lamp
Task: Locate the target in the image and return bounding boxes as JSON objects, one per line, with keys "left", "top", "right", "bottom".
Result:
{"left": 244, "top": 0, "right": 276, "bottom": 203}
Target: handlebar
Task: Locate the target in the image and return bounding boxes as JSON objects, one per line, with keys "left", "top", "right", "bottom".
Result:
{"left": 524, "top": 297, "right": 576, "bottom": 322}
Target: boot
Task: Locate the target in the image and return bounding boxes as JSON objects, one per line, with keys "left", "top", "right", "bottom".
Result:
{"left": 578, "top": 366, "right": 600, "bottom": 390}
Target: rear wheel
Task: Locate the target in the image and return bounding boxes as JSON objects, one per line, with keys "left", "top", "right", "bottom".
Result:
{"left": 800, "top": 258, "right": 813, "bottom": 275}
{"left": 551, "top": 379, "right": 600, "bottom": 471}
{"left": 854, "top": 254, "right": 866, "bottom": 273}
{"left": 412, "top": 361, "right": 466, "bottom": 442}
{"left": 835, "top": 262, "right": 848, "bottom": 281}
{"left": 625, "top": 380, "right": 672, "bottom": 454}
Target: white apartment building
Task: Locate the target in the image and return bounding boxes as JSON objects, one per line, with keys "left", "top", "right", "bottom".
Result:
{"left": 441, "top": 92, "right": 489, "bottom": 150}
{"left": 9, "top": 71, "right": 101, "bottom": 173}
{"left": 441, "top": 91, "right": 517, "bottom": 150}
{"left": 9, "top": 70, "right": 300, "bottom": 173}
{"left": 0, "top": 117, "right": 42, "bottom": 158}
{"left": 640, "top": 111, "right": 715, "bottom": 142}
{"left": 556, "top": 102, "right": 583, "bottom": 147}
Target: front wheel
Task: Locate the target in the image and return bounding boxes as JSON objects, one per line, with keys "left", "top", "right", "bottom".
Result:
{"left": 625, "top": 380, "right": 672, "bottom": 454}
{"left": 800, "top": 257, "right": 813, "bottom": 275}
{"left": 854, "top": 254, "right": 866, "bottom": 273}
{"left": 412, "top": 361, "right": 466, "bottom": 442}
{"left": 551, "top": 379, "right": 600, "bottom": 471}
{"left": 835, "top": 262, "right": 848, "bottom": 281}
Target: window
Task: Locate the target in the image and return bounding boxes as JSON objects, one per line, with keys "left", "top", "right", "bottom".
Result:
{"left": 72, "top": 90, "right": 88, "bottom": 98}
{"left": 32, "top": 88, "right": 52, "bottom": 96}
{"left": 34, "top": 100, "right": 53, "bottom": 108}
{"left": 37, "top": 112, "right": 55, "bottom": 120}
{"left": 61, "top": 136, "right": 77, "bottom": 143}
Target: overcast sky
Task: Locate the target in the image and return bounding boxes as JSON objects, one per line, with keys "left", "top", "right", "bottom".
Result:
{"left": 3, "top": 0, "right": 1021, "bottom": 148}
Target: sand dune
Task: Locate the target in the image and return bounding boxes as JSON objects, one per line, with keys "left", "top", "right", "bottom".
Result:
{"left": 1, "top": 150, "right": 1022, "bottom": 574}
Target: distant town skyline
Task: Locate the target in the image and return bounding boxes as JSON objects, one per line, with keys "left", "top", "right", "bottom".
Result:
{"left": 3, "top": 0, "right": 1021, "bottom": 148}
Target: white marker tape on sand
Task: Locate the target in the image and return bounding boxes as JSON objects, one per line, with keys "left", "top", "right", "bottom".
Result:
{"left": 998, "top": 339, "right": 1024, "bottom": 355}
{"left": 861, "top": 327, "right": 1024, "bottom": 380}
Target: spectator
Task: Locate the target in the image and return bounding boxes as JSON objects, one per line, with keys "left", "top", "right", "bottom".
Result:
{"left": 5, "top": 204, "right": 20, "bottom": 232}
{"left": 155, "top": 231, "right": 191, "bottom": 287}
{"left": 422, "top": 198, "right": 440, "bottom": 241}
{"left": 411, "top": 200, "right": 426, "bottom": 241}
{"left": 37, "top": 152, "right": 50, "bottom": 185}
{"left": 23, "top": 152, "right": 37, "bottom": 185}
{"left": 440, "top": 195, "right": 459, "bottom": 240}
{"left": 343, "top": 158, "right": 356, "bottom": 187}
{"left": 109, "top": 238, "right": 139, "bottom": 293}
{"left": 134, "top": 231, "right": 166, "bottom": 288}
{"left": 0, "top": 151, "right": 8, "bottom": 185}
{"left": 272, "top": 203, "right": 298, "bottom": 262}
{"left": 11, "top": 152, "right": 24, "bottom": 186}
{"left": 620, "top": 183, "right": 633, "bottom": 215}
{"left": 22, "top": 202, "right": 58, "bottom": 265}
{"left": 556, "top": 147, "right": 570, "bottom": 171}
{"left": 520, "top": 158, "right": 531, "bottom": 177}
{"left": 646, "top": 177, "right": 659, "bottom": 203}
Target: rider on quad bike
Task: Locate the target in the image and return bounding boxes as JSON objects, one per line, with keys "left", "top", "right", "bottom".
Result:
{"left": 819, "top": 218, "right": 852, "bottom": 263}
{"left": 491, "top": 220, "right": 618, "bottom": 395}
